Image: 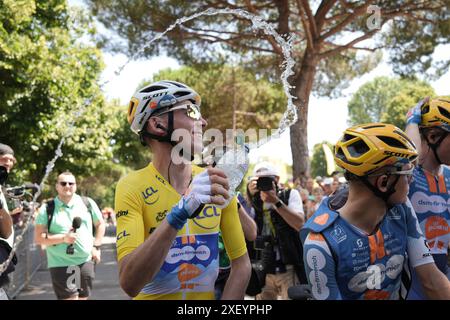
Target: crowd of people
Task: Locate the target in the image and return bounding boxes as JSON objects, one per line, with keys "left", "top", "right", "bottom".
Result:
{"left": 0, "top": 79, "right": 449, "bottom": 301}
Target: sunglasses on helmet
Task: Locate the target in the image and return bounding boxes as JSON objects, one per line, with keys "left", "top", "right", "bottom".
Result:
{"left": 155, "top": 104, "right": 201, "bottom": 120}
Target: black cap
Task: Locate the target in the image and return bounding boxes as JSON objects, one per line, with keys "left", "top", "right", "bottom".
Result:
{"left": 0, "top": 143, "right": 14, "bottom": 156}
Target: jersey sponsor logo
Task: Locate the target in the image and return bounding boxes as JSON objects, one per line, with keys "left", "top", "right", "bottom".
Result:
{"left": 142, "top": 186, "right": 159, "bottom": 205}
{"left": 410, "top": 191, "right": 449, "bottom": 214}
{"left": 116, "top": 210, "right": 128, "bottom": 219}
{"left": 424, "top": 216, "right": 450, "bottom": 240}
{"left": 155, "top": 174, "right": 166, "bottom": 185}
{"left": 348, "top": 255, "right": 403, "bottom": 294}
{"left": 166, "top": 245, "right": 211, "bottom": 264}
{"left": 387, "top": 207, "right": 401, "bottom": 220}
{"left": 330, "top": 225, "right": 347, "bottom": 243}
{"left": 306, "top": 248, "right": 330, "bottom": 299}
{"left": 356, "top": 239, "right": 364, "bottom": 248}
{"left": 193, "top": 205, "right": 220, "bottom": 230}
{"left": 116, "top": 230, "right": 130, "bottom": 241}
{"left": 383, "top": 150, "right": 415, "bottom": 159}
{"left": 156, "top": 210, "right": 168, "bottom": 222}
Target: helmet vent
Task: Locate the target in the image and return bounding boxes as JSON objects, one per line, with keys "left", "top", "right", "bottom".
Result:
{"left": 438, "top": 106, "right": 450, "bottom": 119}
{"left": 139, "top": 85, "right": 166, "bottom": 93}
{"left": 336, "top": 147, "right": 360, "bottom": 166}
{"left": 164, "top": 81, "right": 186, "bottom": 88}
{"left": 378, "top": 136, "right": 407, "bottom": 149}
{"left": 347, "top": 139, "right": 370, "bottom": 157}
{"left": 342, "top": 134, "right": 357, "bottom": 142}
{"left": 174, "top": 91, "right": 192, "bottom": 98}
{"left": 361, "top": 124, "right": 385, "bottom": 129}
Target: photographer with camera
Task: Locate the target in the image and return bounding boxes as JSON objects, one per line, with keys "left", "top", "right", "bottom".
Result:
{"left": 34, "top": 171, "right": 105, "bottom": 300}
{"left": 0, "top": 143, "right": 17, "bottom": 300}
{"left": 247, "top": 162, "right": 306, "bottom": 300}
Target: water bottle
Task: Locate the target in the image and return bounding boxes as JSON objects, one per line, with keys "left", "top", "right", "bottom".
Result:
{"left": 214, "top": 143, "right": 250, "bottom": 209}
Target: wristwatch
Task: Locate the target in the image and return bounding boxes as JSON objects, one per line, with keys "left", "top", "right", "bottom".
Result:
{"left": 275, "top": 200, "right": 284, "bottom": 209}
{"left": 94, "top": 245, "right": 101, "bottom": 250}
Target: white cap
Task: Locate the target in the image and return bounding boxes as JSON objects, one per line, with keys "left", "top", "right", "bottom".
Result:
{"left": 323, "top": 177, "right": 333, "bottom": 185}
{"left": 253, "top": 162, "right": 279, "bottom": 177}
{"left": 338, "top": 176, "right": 347, "bottom": 183}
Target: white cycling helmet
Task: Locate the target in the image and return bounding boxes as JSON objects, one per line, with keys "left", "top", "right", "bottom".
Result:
{"left": 127, "top": 80, "right": 201, "bottom": 135}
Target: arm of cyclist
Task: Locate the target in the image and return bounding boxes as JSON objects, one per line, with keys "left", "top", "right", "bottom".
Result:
{"left": 221, "top": 253, "right": 251, "bottom": 299}
{"left": 303, "top": 232, "right": 342, "bottom": 300}
{"left": 405, "top": 97, "right": 429, "bottom": 156}
{"left": 404, "top": 200, "right": 450, "bottom": 299}
{"left": 117, "top": 168, "right": 230, "bottom": 297}
{"left": 237, "top": 204, "right": 257, "bottom": 241}
{"left": 220, "top": 197, "right": 251, "bottom": 299}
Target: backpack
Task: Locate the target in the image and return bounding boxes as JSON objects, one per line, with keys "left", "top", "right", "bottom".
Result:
{"left": 46, "top": 196, "right": 95, "bottom": 237}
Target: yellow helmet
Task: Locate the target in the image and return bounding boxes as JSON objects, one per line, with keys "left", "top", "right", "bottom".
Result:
{"left": 420, "top": 97, "right": 450, "bottom": 132}
{"left": 334, "top": 123, "right": 418, "bottom": 176}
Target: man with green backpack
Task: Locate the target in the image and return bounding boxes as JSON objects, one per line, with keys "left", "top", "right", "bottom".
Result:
{"left": 34, "top": 171, "right": 105, "bottom": 300}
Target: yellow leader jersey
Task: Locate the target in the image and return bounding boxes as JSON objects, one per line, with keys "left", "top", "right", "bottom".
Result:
{"left": 115, "top": 163, "right": 247, "bottom": 300}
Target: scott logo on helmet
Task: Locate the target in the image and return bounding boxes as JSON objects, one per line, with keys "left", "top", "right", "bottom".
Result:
{"left": 383, "top": 150, "right": 415, "bottom": 159}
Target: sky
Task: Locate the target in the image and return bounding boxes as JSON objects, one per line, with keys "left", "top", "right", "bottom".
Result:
{"left": 78, "top": 0, "right": 449, "bottom": 166}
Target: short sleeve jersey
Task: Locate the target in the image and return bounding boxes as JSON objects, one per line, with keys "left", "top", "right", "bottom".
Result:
{"left": 114, "top": 163, "right": 247, "bottom": 300}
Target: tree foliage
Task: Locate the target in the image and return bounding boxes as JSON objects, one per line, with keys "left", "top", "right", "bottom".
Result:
{"left": 85, "top": 0, "right": 449, "bottom": 179}
{"left": 348, "top": 77, "right": 435, "bottom": 129}
{"left": 0, "top": 0, "right": 120, "bottom": 187}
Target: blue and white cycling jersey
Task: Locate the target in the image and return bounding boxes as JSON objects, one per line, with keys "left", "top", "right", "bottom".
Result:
{"left": 407, "top": 166, "right": 450, "bottom": 299}
{"left": 300, "top": 196, "right": 433, "bottom": 300}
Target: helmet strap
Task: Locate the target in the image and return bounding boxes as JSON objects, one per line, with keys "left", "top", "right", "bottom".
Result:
{"left": 360, "top": 174, "right": 400, "bottom": 207}
{"left": 425, "top": 131, "right": 448, "bottom": 165}
{"left": 140, "top": 112, "right": 176, "bottom": 146}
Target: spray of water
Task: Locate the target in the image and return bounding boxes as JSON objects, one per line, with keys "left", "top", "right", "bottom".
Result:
{"left": 0, "top": 7, "right": 300, "bottom": 277}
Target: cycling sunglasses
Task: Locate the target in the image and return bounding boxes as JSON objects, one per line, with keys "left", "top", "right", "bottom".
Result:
{"left": 59, "top": 181, "right": 76, "bottom": 187}
{"left": 370, "top": 167, "right": 415, "bottom": 182}
{"left": 156, "top": 104, "right": 202, "bottom": 120}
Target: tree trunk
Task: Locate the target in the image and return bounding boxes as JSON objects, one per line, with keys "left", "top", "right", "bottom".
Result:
{"left": 290, "top": 49, "right": 318, "bottom": 180}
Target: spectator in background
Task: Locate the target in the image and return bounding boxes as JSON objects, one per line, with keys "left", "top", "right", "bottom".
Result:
{"left": 34, "top": 171, "right": 105, "bottom": 300}
{"left": 0, "top": 143, "right": 17, "bottom": 300}
{"left": 331, "top": 179, "right": 340, "bottom": 195}
{"left": 322, "top": 177, "right": 334, "bottom": 196}
{"left": 247, "top": 162, "right": 306, "bottom": 300}
{"left": 305, "top": 177, "right": 315, "bottom": 194}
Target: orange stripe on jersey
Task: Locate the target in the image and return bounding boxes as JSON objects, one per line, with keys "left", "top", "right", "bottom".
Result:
{"left": 308, "top": 233, "right": 326, "bottom": 242}
{"left": 364, "top": 290, "right": 390, "bottom": 300}
{"left": 368, "top": 231, "right": 386, "bottom": 264}
{"left": 189, "top": 235, "right": 196, "bottom": 244}
{"left": 368, "top": 235, "right": 377, "bottom": 264}
{"left": 437, "top": 174, "right": 447, "bottom": 193}
{"left": 375, "top": 230, "right": 386, "bottom": 260}
{"left": 424, "top": 171, "right": 438, "bottom": 193}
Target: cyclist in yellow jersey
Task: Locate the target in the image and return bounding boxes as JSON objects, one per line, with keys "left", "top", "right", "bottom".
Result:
{"left": 115, "top": 80, "right": 251, "bottom": 300}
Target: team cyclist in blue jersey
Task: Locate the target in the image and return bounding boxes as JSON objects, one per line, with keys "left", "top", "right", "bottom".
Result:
{"left": 301, "top": 123, "right": 450, "bottom": 299}
{"left": 405, "top": 97, "right": 450, "bottom": 299}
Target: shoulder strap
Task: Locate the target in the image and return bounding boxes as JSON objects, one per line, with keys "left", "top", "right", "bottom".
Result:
{"left": 81, "top": 196, "right": 96, "bottom": 237}
{"left": 46, "top": 199, "right": 55, "bottom": 234}
{"left": 280, "top": 188, "right": 291, "bottom": 204}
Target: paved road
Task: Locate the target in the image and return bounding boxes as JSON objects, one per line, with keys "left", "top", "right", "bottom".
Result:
{"left": 16, "top": 234, "right": 129, "bottom": 300}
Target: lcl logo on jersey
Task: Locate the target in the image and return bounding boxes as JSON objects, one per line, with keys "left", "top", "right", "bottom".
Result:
{"left": 142, "top": 186, "right": 159, "bottom": 205}
{"left": 193, "top": 205, "right": 220, "bottom": 230}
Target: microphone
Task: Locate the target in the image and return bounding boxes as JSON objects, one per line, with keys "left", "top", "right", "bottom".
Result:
{"left": 66, "top": 217, "right": 82, "bottom": 255}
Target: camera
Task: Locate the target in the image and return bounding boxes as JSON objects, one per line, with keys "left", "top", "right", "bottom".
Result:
{"left": 254, "top": 235, "right": 272, "bottom": 250}
{"left": 256, "top": 176, "right": 275, "bottom": 191}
